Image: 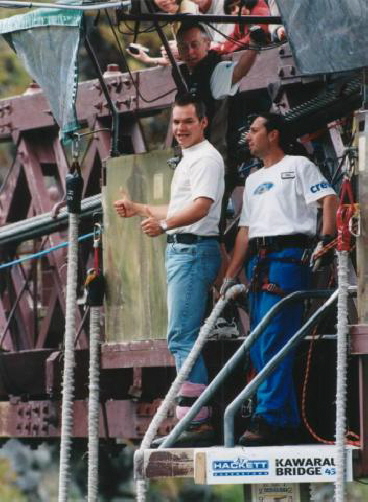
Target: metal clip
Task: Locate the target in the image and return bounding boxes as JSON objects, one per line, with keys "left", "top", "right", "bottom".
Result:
{"left": 93, "top": 222, "right": 102, "bottom": 249}
{"left": 337, "top": 178, "right": 355, "bottom": 251}
{"left": 348, "top": 204, "right": 360, "bottom": 237}
{"left": 72, "top": 134, "right": 80, "bottom": 162}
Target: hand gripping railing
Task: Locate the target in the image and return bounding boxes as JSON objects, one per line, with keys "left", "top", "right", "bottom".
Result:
{"left": 223, "top": 288, "right": 340, "bottom": 446}
{"left": 159, "top": 289, "right": 340, "bottom": 449}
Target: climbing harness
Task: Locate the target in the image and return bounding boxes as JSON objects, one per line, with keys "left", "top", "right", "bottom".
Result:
{"left": 85, "top": 222, "right": 105, "bottom": 307}
{"left": 248, "top": 246, "right": 309, "bottom": 298}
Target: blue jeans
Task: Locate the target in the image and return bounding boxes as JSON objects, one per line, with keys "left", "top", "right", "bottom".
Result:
{"left": 166, "top": 240, "right": 221, "bottom": 385}
{"left": 247, "top": 247, "right": 311, "bottom": 428}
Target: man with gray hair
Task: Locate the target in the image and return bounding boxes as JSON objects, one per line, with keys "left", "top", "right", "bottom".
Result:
{"left": 176, "top": 22, "right": 258, "bottom": 178}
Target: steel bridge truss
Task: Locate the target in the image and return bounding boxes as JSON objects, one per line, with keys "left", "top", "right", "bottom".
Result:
{"left": 0, "top": 46, "right": 366, "bottom": 477}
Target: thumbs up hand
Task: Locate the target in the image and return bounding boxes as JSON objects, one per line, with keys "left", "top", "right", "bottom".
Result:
{"left": 113, "top": 188, "right": 137, "bottom": 218}
{"left": 141, "top": 207, "right": 165, "bottom": 238}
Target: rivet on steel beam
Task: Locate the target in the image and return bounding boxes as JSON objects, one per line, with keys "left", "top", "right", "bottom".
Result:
{"left": 92, "top": 82, "right": 103, "bottom": 96}
{"left": 110, "top": 80, "right": 123, "bottom": 93}
{"left": 122, "top": 79, "right": 132, "bottom": 89}
{"left": 94, "top": 102, "right": 104, "bottom": 112}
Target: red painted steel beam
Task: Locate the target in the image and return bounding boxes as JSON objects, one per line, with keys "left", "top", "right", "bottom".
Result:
{"left": 0, "top": 48, "right": 288, "bottom": 140}
{"left": 0, "top": 399, "right": 176, "bottom": 440}
{"left": 101, "top": 340, "right": 174, "bottom": 369}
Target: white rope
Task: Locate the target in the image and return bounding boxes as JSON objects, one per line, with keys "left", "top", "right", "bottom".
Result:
{"left": 58, "top": 213, "right": 79, "bottom": 502}
{"left": 87, "top": 306, "right": 101, "bottom": 502}
{"left": 334, "top": 250, "right": 350, "bottom": 502}
{"left": 134, "top": 284, "right": 246, "bottom": 502}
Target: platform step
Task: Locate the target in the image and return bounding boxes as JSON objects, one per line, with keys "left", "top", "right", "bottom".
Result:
{"left": 138, "top": 444, "right": 357, "bottom": 485}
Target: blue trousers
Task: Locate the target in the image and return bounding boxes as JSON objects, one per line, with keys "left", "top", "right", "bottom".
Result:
{"left": 247, "top": 247, "right": 310, "bottom": 428}
{"left": 166, "top": 240, "right": 221, "bottom": 385}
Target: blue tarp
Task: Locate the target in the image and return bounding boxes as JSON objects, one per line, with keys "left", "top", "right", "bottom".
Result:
{"left": 276, "top": 0, "right": 368, "bottom": 75}
{"left": 0, "top": 8, "right": 83, "bottom": 141}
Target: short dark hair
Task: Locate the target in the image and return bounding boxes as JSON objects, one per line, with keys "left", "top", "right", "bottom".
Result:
{"left": 174, "top": 94, "right": 207, "bottom": 120}
{"left": 224, "top": 0, "right": 239, "bottom": 15}
{"left": 252, "top": 112, "right": 289, "bottom": 150}
{"left": 176, "top": 22, "right": 209, "bottom": 41}
{"left": 224, "top": 0, "right": 258, "bottom": 13}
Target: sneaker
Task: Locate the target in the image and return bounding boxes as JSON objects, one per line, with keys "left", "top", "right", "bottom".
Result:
{"left": 209, "top": 317, "right": 239, "bottom": 339}
{"left": 238, "top": 416, "right": 299, "bottom": 447}
{"left": 151, "top": 421, "right": 215, "bottom": 448}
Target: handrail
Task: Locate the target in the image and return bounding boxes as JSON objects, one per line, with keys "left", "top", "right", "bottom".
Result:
{"left": 159, "top": 289, "right": 341, "bottom": 449}
{"left": 223, "top": 288, "right": 339, "bottom": 446}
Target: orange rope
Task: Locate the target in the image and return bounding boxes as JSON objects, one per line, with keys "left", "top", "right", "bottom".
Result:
{"left": 301, "top": 269, "right": 360, "bottom": 447}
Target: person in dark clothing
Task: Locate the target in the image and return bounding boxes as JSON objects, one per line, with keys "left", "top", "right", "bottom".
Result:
{"left": 175, "top": 22, "right": 257, "bottom": 149}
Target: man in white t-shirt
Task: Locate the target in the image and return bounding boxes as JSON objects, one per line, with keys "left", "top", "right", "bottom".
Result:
{"left": 114, "top": 95, "right": 224, "bottom": 447}
{"left": 221, "top": 112, "right": 339, "bottom": 446}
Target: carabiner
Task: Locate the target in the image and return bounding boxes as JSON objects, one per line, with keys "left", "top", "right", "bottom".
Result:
{"left": 72, "top": 134, "right": 80, "bottom": 162}
{"left": 336, "top": 178, "right": 355, "bottom": 251}
{"left": 93, "top": 222, "right": 102, "bottom": 249}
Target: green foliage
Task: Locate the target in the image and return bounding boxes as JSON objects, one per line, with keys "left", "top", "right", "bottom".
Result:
{"left": 0, "top": 38, "right": 31, "bottom": 98}
{"left": 0, "top": 458, "right": 27, "bottom": 502}
{"left": 0, "top": 7, "right": 170, "bottom": 98}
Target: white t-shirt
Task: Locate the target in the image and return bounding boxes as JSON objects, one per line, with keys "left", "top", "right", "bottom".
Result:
{"left": 167, "top": 140, "right": 225, "bottom": 236}
{"left": 210, "top": 61, "right": 240, "bottom": 99}
{"left": 268, "top": 0, "right": 283, "bottom": 40}
{"left": 239, "top": 155, "right": 336, "bottom": 238}
{"left": 206, "top": 1, "right": 234, "bottom": 42}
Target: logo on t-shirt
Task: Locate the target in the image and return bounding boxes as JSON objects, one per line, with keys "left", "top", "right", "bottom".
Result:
{"left": 254, "top": 182, "right": 274, "bottom": 195}
{"left": 281, "top": 171, "right": 295, "bottom": 179}
{"left": 310, "top": 181, "right": 331, "bottom": 193}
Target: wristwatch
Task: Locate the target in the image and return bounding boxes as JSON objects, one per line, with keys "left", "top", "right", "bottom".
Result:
{"left": 159, "top": 220, "right": 168, "bottom": 233}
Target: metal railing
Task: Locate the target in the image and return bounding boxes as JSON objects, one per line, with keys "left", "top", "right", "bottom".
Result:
{"left": 159, "top": 288, "right": 355, "bottom": 449}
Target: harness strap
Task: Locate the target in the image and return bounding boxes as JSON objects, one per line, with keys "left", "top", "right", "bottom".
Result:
{"left": 249, "top": 249, "right": 308, "bottom": 297}
{"left": 261, "top": 282, "right": 286, "bottom": 296}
